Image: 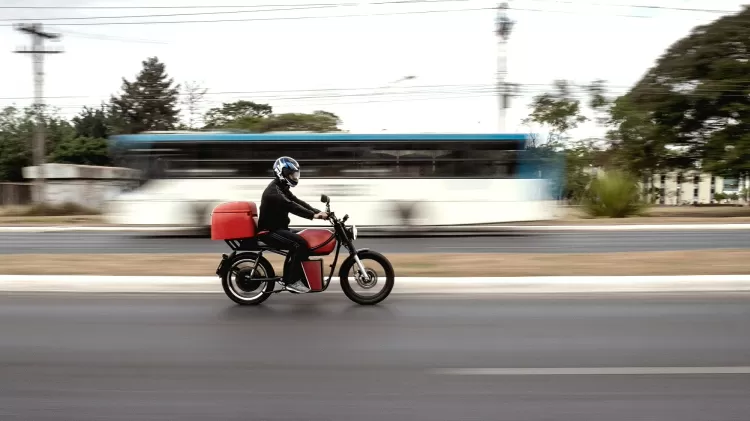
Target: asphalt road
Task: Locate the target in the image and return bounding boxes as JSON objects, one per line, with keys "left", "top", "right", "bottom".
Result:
{"left": 0, "top": 230, "right": 748, "bottom": 254}
{"left": 1, "top": 293, "right": 749, "bottom": 421}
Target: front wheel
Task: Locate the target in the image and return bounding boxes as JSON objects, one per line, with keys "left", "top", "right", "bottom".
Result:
{"left": 339, "top": 250, "right": 395, "bottom": 305}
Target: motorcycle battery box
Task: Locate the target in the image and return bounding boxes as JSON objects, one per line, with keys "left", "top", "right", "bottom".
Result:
{"left": 302, "top": 258, "right": 324, "bottom": 292}
{"left": 211, "top": 201, "right": 258, "bottom": 240}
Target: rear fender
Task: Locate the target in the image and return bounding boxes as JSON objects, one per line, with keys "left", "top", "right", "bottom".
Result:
{"left": 216, "top": 251, "right": 270, "bottom": 280}
{"left": 216, "top": 252, "right": 235, "bottom": 278}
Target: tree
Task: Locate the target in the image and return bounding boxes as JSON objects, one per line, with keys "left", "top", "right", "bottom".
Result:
{"left": 44, "top": 106, "right": 113, "bottom": 167}
{"left": 109, "top": 56, "right": 181, "bottom": 134}
{"left": 49, "top": 136, "right": 112, "bottom": 167}
{"left": 203, "top": 100, "right": 272, "bottom": 129}
{"left": 202, "top": 101, "right": 342, "bottom": 132}
{"left": 256, "top": 110, "right": 342, "bottom": 133}
{"left": 0, "top": 105, "right": 83, "bottom": 180}
{"left": 0, "top": 106, "right": 32, "bottom": 181}
{"left": 604, "top": 95, "right": 670, "bottom": 200}
{"left": 33, "top": 106, "right": 77, "bottom": 157}
{"left": 585, "top": 79, "right": 612, "bottom": 125}
{"left": 616, "top": 6, "right": 750, "bottom": 177}
{"left": 522, "top": 80, "right": 588, "bottom": 149}
{"left": 72, "top": 105, "right": 111, "bottom": 139}
{"left": 522, "top": 80, "right": 610, "bottom": 202}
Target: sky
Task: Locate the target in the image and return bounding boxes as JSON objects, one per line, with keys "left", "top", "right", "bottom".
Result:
{"left": 0, "top": 0, "right": 746, "bottom": 140}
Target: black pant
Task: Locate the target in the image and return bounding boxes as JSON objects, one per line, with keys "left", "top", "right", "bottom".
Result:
{"left": 259, "top": 229, "right": 309, "bottom": 285}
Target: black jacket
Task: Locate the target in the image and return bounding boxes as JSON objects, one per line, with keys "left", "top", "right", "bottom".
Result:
{"left": 257, "top": 179, "right": 320, "bottom": 231}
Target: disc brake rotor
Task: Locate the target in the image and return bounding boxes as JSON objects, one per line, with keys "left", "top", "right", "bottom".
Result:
{"left": 356, "top": 268, "right": 378, "bottom": 289}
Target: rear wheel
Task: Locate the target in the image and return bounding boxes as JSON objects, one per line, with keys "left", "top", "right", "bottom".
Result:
{"left": 221, "top": 253, "right": 276, "bottom": 305}
{"left": 339, "top": 250, "right": 395, "bottom": 305}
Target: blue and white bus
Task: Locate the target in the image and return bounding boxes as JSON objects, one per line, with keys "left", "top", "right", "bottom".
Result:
{"left": 104, "top": 131, "right": 562, "bottom": 229}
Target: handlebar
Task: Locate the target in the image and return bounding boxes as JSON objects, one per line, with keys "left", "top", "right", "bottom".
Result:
{"left": 319, "top": 195, "right": 348, "bottom": 225}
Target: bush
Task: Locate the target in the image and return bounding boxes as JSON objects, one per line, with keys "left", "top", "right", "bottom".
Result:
{"left": 582, "top": 170, "right": 647, "bottom": 218}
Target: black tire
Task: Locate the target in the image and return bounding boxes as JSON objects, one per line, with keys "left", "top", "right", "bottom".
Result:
{"left": 339, "top": 250, "right": 395, "bottom": 305}
{"left": 221, "top": 253, "right": 276, "bottom": 306}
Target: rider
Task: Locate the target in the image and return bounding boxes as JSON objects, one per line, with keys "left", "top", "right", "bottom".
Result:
{"left": 257, "top": 157, "right": 328, "bottom": 293}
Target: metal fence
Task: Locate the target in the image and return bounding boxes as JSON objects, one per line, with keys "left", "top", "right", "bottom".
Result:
{"left": 0, "top": 183, "right": 32, "bottom": 206}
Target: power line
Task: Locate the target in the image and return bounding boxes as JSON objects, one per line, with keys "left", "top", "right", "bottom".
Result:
{"left": 0, "top": 84, "right": 576, "bottom": 102}
{"left": 7, "top": 85, "right": 748, "bottom": 113}
{"left": 16, "top": 88, "right": 750, "bottom": 115}
{"left": 528, "top": 0, "right": 739, "bottom": 14}
{"left": 1, "top": 6, "right": 491, "bottom": 27}
{"left": 54, "top": 29, "right": 168, "bottom": 44}
{"left": 4, "top": 79, "right": 750, "bottom": 102}
{"left": 0, "top": 83, "right": 499, "bottom": 100}
{"left": 0, "top": 92, "right": 524, "bottom": 112}
{"left": 0, "top": 0, "right": 467, "bottom": 9}
{"left": 0, "top": 3, "right": 341, "bottom": 9}
{"left": 0, "top": 0, "right": 483, "bottom": 22}
{"left": 1, "top": 1, "right": 739, "bottom": 27}
{"left": 0, "top": 0, "right": 740, "bottom": 14}
{"left": 1, "top": 4, "right": 346, "bottom": 22}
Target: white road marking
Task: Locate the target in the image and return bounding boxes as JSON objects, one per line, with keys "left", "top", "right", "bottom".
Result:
{"left": 2, "top": 275, "right": 750, "bottom": 294}
{"left": 431, "top": 367, "right": 750, "bottom": 376}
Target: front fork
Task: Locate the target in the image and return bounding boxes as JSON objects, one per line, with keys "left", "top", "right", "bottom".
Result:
{"left": 345, "top": 239, "right": 369, "bottom": 282}
{"left": 353, "top": 255, "right": 369, "bottom": 281}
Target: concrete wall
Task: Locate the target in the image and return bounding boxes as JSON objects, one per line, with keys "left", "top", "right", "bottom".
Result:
{"left": 0, "top": 183, "right": 32, "bottom": 206}
{"left": 22, "top": 163, "right": 141, "bottom": 210}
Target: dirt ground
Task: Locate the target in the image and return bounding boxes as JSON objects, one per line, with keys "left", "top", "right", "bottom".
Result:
{"left": 645, "top": 206, "right": 750, "bottom": 217}
{"left": 3, "top": 249, "right": 749, "bottom": 277}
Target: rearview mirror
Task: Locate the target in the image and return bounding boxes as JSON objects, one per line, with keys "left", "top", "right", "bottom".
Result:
{"left": 320, "top": 194, "right": 330, "bottom": 204}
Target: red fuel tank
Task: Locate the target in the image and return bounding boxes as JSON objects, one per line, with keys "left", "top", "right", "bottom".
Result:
{"left": 298, "top": 229, "right": 336, "bottom": 255}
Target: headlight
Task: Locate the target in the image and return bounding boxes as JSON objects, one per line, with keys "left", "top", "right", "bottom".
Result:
{"left": 349, "top": 225, "right": 358, "bottom": 240}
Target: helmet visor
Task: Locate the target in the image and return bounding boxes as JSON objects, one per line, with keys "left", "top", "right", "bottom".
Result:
{"left": 289, "top": 170, "right": 300, "bottom": 184}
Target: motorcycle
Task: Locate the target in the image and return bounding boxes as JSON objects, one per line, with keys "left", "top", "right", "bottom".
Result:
{"left": 211, "top": 194, "right": 395, "bottom": 306}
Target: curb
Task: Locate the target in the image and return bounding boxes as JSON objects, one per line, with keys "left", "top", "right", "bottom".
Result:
{"left": 2, "top": 275, "right": 750, "bottom": 294}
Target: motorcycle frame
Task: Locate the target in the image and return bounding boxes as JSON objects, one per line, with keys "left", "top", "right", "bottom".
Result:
{"left": 220, "top": 201, "right": 365, "bottom": 294}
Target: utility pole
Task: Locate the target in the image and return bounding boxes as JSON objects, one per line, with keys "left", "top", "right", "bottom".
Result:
{"left": 495, "top": 2, "right": 514, "bottom": 133}
{"left": 13, "top": 23, "right": 63, "bottom": 204}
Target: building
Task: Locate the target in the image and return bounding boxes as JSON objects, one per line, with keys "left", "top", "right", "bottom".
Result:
{"left": 646, "top": 172, "right": 747, "bottom": 205}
